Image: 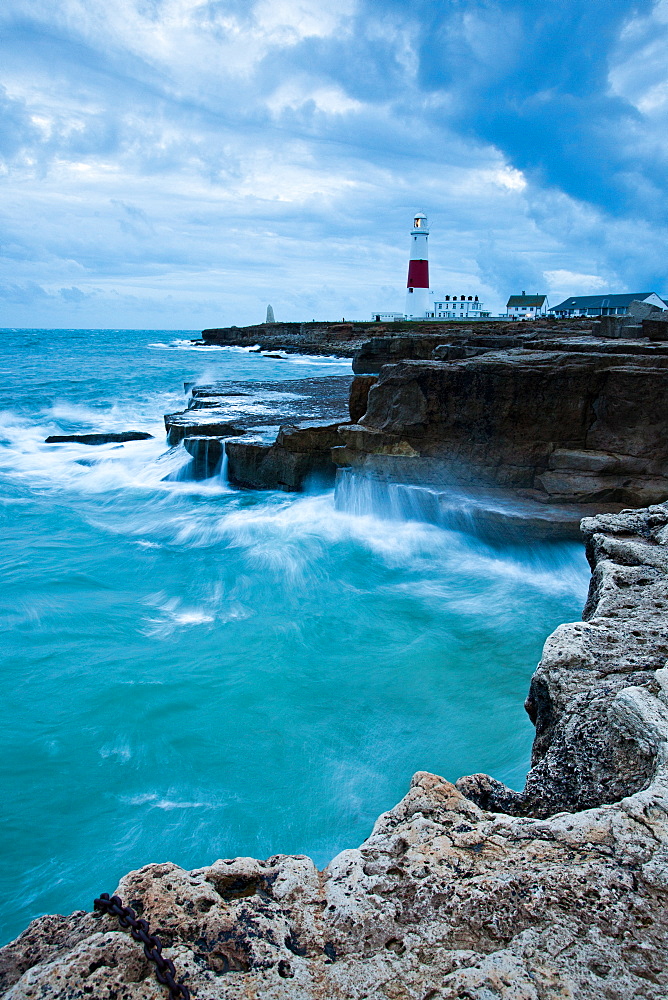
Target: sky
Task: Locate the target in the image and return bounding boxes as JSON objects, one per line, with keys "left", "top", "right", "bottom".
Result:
{"left": 1, "top": 0, "right": 668, "bottom": 329}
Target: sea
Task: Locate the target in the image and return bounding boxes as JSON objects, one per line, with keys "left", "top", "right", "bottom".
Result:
{"left": 0, "top": 328, "right": 590, "bottom": 945}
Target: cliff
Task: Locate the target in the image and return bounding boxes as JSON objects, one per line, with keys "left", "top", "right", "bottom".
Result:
{"left": 351, "top": 317, "right": 668, "bottom": 373}
{"left": 200, "top": 321, "right": 379, "bottom": 357}
{"left": 336, "top": 351, "right": 668, "bottom": 508}
{"left": 3, "top": 505, "right": 668, "bottom": 998}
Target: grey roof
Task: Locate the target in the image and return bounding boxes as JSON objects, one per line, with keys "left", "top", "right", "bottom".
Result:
{"left": 550, "top": 292, "right": 660, "bottom": 311}
{"left": 507, "top": 294, "right": 546, "bottom": 308}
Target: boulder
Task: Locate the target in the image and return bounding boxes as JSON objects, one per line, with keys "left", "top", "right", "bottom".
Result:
{"left": 592, "top": 315, "right": 643, "bottom": 338}
{"left": 644, "top": 317, "right": 668, "bottom": 341}
{"left": 627, "top": 298, "right": 666, "bottom": 321}
{"left": 431, "top": 342, "right": 493, "bottom": 360}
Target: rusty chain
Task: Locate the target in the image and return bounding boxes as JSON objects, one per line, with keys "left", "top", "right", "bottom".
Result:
{"left": 93, "top": 892, "right": 191, "bottom": 999}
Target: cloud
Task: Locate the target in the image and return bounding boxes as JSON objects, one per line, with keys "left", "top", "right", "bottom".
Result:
{"left": 0, "top": 0, "right": 666, "bottom": 328}
{"left": 111, "top": 200, "right": 156, "bottom": 238}
{"left": 0, "top": 281, "right": 50, "bottom": 305}
{"left": 59, "top": 285, "right": 89, "bottom": 302}
{"left": 0, "top": 84, "right": 41, "bottom": 164}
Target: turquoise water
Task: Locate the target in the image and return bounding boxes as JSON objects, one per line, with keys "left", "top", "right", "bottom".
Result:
{"left": 0, "top": 329, "right": 589, "bottom": 945}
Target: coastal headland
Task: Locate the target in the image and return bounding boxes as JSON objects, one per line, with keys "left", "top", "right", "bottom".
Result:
{"left": 181, "top": 315, "right": 668, "bottom": 538}
{"left": 3, "top": 316, "right": 668, "bottom": 997}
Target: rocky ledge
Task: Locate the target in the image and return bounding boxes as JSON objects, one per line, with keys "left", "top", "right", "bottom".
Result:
{"left": 337, "top": 349, "right": 668, "bottom": 513}
{"left": 196, "top": 312, "right": 668, "bottom": 373}
{"left": 163, "top": 375, "right": 354, "bottom": 489}
{"left": 200, "top": 321, "right": 381, "bottom": 357}
{"left": 3, "top": 504, "right": 668, "bottom": 998}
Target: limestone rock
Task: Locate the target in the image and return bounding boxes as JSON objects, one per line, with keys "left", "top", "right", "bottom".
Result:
{"left": 201, "top": 322, "right": 373, "bottom": 357}
{"left": 465, "top": 504, "right": 668, "bottom": 816}
{"left": 352, "top": 332, "right": 518, "bottom": 373}
{"left": 183, "top": 436, "right": 227, "bottom": 477}
{"left": 644, "top": 317, "right": 668, "bottom": 341}
{"left": 164, "top": 376, "right": 353, "bottom": 486}
{"left": 164, "top": 414, "right": 244, "bottom": 447}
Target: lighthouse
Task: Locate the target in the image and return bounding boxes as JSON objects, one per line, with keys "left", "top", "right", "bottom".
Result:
{"left": 371, "top": 213, "right": 487, "bottom": 322}
{"left": 405, "top": 212, "right": 430, "bottom": 319}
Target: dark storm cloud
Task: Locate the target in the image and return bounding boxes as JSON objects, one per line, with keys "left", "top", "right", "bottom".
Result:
{"left": 406, "top": 0, "right": 663, "bottom": 217}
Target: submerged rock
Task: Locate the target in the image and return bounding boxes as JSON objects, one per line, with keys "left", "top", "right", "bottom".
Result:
{"left": 45, "top": 431, "right": 154, "bottom": 445}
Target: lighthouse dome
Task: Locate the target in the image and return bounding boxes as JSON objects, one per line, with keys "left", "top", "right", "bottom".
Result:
{"left": 411, "top": 212, "right": 429, "bottom": 234}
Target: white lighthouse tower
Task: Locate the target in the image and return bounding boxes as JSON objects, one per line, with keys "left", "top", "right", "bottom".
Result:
{"left": 405, "top": 212, "right": 430, "bottom": 319}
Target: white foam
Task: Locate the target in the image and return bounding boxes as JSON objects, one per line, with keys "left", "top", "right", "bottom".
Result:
{"left": 99, "top": 742, "right": 133, "bottom": 763}
{"left": 139, "top": 592, "right": 239, "bottom": 638}
{"left": 0, "top": 403, "right": 232, "bottom": 497}
{"left": 149, "top": 341, "right": 264, "bottom": 354}
{"left": 123, "top": 793, "right": 212, "bottom": 810}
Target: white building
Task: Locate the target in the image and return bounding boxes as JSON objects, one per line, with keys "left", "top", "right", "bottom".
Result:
{"left": 431, "top": 295, "right": 488, "bottom": 318}
{"left": 506, "top": 292, "right": 548, "bottom": 319}
{"left": 371, "top": 312, "right": 405, "bottom": 322}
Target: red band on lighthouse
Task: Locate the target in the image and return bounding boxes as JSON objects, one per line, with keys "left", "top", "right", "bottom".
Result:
{"left": 407, "top": 259, "right": 429, "bottom": 289}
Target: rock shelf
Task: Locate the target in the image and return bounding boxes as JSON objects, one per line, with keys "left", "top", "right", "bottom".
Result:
{"left": 200, "top": 321, "right": 391, "bottom": 356}
{"left": 3, "top": 504, "right": 668, "bottom": 998}
{"left": 180, "top": 318, "right": 668, "bottom": 531}
{"left": 163, "top": 375, "right": 354, "bottom": 487}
